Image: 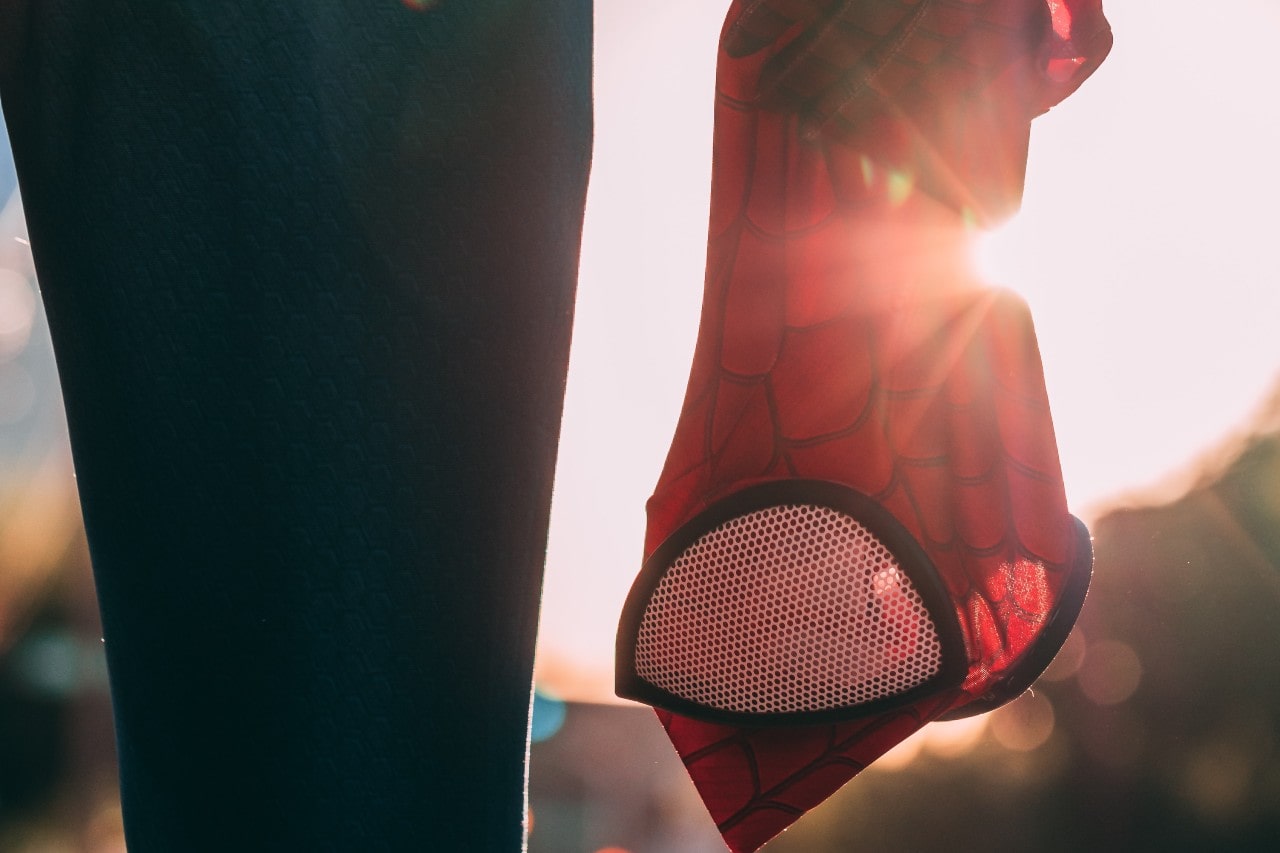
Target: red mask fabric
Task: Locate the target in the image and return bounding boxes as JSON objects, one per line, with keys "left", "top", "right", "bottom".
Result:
{"left": 616, "top": 2, "right": 1111, "bottom": 851}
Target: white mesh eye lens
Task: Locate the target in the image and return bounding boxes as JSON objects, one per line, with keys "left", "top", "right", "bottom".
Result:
{"left": 633, "top": 504, "right": 944, "bottom": 716}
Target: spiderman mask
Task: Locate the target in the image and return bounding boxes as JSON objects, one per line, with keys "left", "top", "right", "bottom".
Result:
{"left": 615, "top": 2, "right": 1111, "bottom": 851}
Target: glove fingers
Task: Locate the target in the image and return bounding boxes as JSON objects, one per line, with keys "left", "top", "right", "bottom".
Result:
{"left": 796, "top": 0, "right": 1045, "bottom": 143}
{"left": 758, "top": 0, "right": 929, "bottom": 121}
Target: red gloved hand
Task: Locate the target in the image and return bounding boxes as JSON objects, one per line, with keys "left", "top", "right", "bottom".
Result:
{"left": 718, "top": 0, "right": 1114, "bottom": 223}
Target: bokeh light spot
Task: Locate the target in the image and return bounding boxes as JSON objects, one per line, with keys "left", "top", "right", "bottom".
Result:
{"left": 887, "top": 169, "right": 915, "bottom": 206}
{"left": 1181, "top": 740, "right": 1255, "bottom": 823}
{"left": 991, "top": 692, "right": 1056, "bottom": 752}
{"left": 13, "top": 631, "right": 81, "bottom": 697}
{"left": 530, "top": 687, "right": 567, "bottom": 743}
{"left": 1077, "top": 639, "right": 1142, "bottom": 706}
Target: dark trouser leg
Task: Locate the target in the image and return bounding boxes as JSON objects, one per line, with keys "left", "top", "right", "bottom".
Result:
{"left": 2, "top": 2, "right": 592, "bottom": 849}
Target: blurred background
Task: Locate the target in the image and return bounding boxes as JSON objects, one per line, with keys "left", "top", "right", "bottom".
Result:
{"left": 3, "top": 1, "right": 1279, "bottom": 851}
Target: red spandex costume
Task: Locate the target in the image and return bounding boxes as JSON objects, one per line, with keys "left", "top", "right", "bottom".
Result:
{"left": 617, "top": 2, "right": 1112, "bottom": 850}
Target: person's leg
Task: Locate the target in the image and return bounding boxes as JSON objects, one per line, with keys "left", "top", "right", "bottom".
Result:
{"left": 1, "top": 2, "right": 591, "bottom": 849}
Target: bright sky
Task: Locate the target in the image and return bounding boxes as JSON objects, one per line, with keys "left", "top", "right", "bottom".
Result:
{"left": 535, "top": 0, "right": 1280, "bottom": 700}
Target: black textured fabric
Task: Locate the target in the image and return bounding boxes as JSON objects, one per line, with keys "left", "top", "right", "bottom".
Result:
{"left": 1, "top": 2, "right": 592, "bottom": 850}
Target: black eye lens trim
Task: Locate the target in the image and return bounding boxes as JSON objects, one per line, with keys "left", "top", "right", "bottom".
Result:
{"left": 616, "top": 479, "right": 969, "bottom": 728}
